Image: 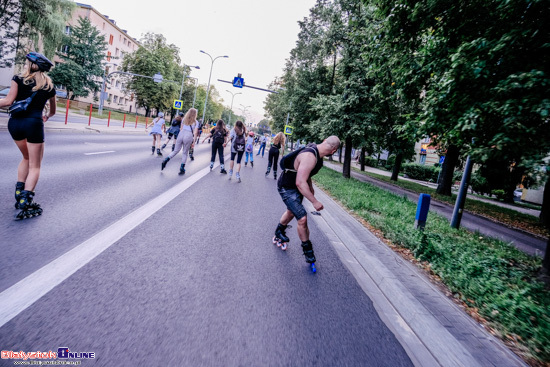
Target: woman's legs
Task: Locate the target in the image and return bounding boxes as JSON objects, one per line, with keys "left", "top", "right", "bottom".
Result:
{"left": 14, "top": 140, "right": 43, "bottom": 192}
{"left": 179, "top": 131, "right": 193, "bottom": 165}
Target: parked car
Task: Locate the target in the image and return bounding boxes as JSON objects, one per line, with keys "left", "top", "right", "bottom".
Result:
{"left": 514, "top": 188, "right": 523, "bottom": 199}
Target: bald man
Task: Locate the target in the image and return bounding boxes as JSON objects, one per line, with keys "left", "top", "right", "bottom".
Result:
{"left": 273, "top": 136, "right": 341, "bottom": 267}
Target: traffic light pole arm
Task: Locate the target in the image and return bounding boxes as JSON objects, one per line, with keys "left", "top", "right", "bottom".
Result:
{"left": 217, "top": 79, "right": 279, "bottom": 94}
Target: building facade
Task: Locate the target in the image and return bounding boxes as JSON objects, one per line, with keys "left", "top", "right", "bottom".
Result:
{"left": 57, "top": 3, "right": 142, "bottom": 113}
{"left": 414, "top": 137, "right": 441, "bottom": 166}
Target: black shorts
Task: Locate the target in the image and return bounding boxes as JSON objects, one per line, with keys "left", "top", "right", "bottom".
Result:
{"left": 8, "top": 116, "right": 45, "bottom": 144}
{"left": 231, "top": 151, "right": 244, "bottom": 164}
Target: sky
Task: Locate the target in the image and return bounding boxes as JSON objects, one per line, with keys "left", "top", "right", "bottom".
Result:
{"left": 83, "top": 0, "right": 317, "bottom": 124}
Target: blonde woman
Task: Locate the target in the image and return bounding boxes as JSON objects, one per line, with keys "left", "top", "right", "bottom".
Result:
{"left": 0, "top": 52, "right": 56, "bottom": 220}
{"left": 161, "top": 108, "right": 199, "bottom": 175}
{"left": 265, "top": 132, "right": 286, "bottom": 180}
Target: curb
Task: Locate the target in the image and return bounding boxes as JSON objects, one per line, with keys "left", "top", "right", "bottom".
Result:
{"left": 308, "top": 186, "right": 527, "bottom": 367}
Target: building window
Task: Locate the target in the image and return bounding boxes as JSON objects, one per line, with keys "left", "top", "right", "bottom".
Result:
{"left": 106, "top": 51, "right": 111, "bottom": 61}
{"left": 114, "top": 96, "right": 118, "bottom": 103}
{"left": 115, "top": 48, "right": 119, "bottom": 56}
{"left": 116, "top": 81, "right": 121, "bottom": 88}
{"left": 102, "top": 22, "right": 105, "bottom": 30}
{"left": 419, "top": 154, "right": 426, "bottom": 165}
{"left": 123, "top": 37, "right": 127, "bottom": 45}
{"left": 64, "top": 26, "right": 71, "bottom": 35}
{"left": 109, "top": 34, "right": 113, "bottom": 45}
{"left": 108, "top": 94, "right": 112, "bottom": 101}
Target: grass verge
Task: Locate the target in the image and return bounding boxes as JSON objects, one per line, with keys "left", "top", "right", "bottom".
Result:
{"left": 313, "top": 167, "right": 550, "bottom": 366}
{"left": 351, "top": 166, "right": 549, "bottom": 239}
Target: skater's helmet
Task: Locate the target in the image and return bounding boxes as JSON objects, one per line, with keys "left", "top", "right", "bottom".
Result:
{"left": 158, "top": 112, "right": 164, "bottom": 117}
{"left": 25, "top": 52, "right": 53, "bottom": 72}
{"left": 249, "top": 131, "right": 254, "bottom": 137}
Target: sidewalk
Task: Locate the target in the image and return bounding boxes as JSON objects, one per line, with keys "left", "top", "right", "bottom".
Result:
{"left": 308, "top": 185, "right": 527, "bottom": 367}
{"left": 0, "top": 111, "right": 148, "bottom": 135}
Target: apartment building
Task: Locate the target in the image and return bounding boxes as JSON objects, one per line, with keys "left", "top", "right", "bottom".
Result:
{"left": 57, "top": 3, "right": 142, "bottom": 113}
{"left": 414, "top": 137, "right": 441, "bottom": 166}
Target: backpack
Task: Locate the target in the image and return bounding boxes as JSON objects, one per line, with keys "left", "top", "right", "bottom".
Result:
{"left": 245, "top": 143, "right": 253, "bottom": 153}
{"left": 279, "top": 145, "right": 318, "bottom": 172}
{"left": 213, "top": 129, "right": 225, "bottom": 144}
{"left": 233, "top": 133, "right": 246, "bottom": 152}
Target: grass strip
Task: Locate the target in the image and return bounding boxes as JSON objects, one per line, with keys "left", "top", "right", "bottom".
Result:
{"left": 351, "top": 166, "right": 549, "bottom": 239}
{"left": 313, "top": 167, "right": 550, "bottom": 365}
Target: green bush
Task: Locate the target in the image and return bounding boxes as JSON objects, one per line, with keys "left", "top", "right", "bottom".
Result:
{"left": 363, "top": 156, "right": 377, "bottom": 167}
{"left": 492, "top": 189, "right": 506, "bottom": 201}
{"left": 385, "top": 155, "right": 396, "bottom": 170}
{"left": 471, "top": 173, "right": 491, "bottom": 196}
{"left": 402, "top": 163, "right": 440, "bottom": 182}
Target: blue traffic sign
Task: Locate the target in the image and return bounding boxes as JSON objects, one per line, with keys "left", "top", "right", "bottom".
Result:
{"left": 233, "top": 76, "right": 244, "bottom": 88}
{"left": 173, "top": 99, "right": 183, "bottom": 110}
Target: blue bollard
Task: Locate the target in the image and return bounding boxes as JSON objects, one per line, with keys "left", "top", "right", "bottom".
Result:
{"left": 415, "top": 194, "right": 431, "bottom": 230}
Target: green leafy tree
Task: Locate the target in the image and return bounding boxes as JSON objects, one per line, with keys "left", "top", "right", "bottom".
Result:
{"left": 49, "top": 16, "right": 107, "bottom": 99}
{"left": 122, "top": 33, "right": 181, "bottom": 116}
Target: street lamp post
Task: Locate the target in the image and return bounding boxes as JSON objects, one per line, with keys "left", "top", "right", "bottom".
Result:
{"left": 225, "top": 90, "right": 242, "bottom": 126}
{"left": 179, "top": 64, "right": 200, "bottom": 100}
{"left": 200, "top": 50, "right": 228, "bottom": 124}
{"left": 239, "top": 104, "right": 251, "bottom": 124}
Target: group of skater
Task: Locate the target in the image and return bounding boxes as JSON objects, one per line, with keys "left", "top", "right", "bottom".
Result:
{"left": 1, "top": 51, "right": 341, "bottom": 271}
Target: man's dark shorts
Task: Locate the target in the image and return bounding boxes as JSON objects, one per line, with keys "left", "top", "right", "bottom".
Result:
{"left": 278, "top": 187, "right": 307, "bottom": 220}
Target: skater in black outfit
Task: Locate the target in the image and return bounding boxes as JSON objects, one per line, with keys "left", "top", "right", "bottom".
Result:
{"left": 202, "top": 119, "right": 228, "bottom": 173}
{"left": 265, "top": 132, "right": 285, "bottom": 179}
{"left": 273, "top": 136, "right": 340, "bottom": 270}
{"left": 161, "top": 112, "right": 182, "bottom": 151}
{"left": 0, "top": 52, "right": 56, "bottom": 220}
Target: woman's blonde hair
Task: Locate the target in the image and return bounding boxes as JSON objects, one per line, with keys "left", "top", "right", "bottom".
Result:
{"left": 183, "top": 108, "right": 198, "bottom": 126}
{"left": 273, "top": 132, "right": 285, "bottom": 146}
{"left": 22, "top": 60, "right": 54, "bottom": 92}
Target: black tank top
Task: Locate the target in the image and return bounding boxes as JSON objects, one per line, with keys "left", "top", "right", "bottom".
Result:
{"left": 277, "top": 144, "right": 323, "bottom": 189}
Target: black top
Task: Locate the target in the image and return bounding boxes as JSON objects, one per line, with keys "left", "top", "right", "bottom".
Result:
{"left": 171, "top": 119, "right": 182, "bottom": 128}
{"left": 278, "top": 144, "right": 323, "bottom": 190}
{"left": 12, "top": 75, "right": 56, "bottom": 118}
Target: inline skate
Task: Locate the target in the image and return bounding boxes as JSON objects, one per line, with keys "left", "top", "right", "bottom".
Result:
{"left": 15, "top": 190, "right": 42, "bottom": 220}
{"left": 14, "top": 181, "right": 25, "bottom": 209}
{"left": 273, "top": 223, "right": 289, "bottom": 250}
{"left": 301, "top": 240, "right": 317, "bottom": 272}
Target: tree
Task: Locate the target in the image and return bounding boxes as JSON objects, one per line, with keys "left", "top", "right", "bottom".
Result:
{"left": 49, "top": 16, "right": 107, "bottom": 99}
{"left": 122, "top": 33, "right": 181, "bottom": 116}
{"left": 1, "top": 0, "right": 74, "bottom": 67}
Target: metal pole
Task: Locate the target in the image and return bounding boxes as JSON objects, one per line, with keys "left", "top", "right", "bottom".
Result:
{"left": 451, "top": 155, "right": 474, "bottom": 229}
{"left": 191, "top": 78, "right": 198, "bottom": 108}
{"left": 98, "top": 73, "right": 106, "bottom": 116}
{"left": 226, "top": 90, "right": 241, "bottom": 126}
{"left": 200, "top": 51, "right": 228, "bottom": 125}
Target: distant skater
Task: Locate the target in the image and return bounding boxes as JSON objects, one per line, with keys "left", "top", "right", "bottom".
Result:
{"left": 161, "top": 108, "right": 199, "bottom": 175}
{"left": 149, "top": 112, "right": 166, "bottom": 156}
{"left": 265, "top": 132, "right": 285, "bottom": 180}
{"left": 228, "top": 120, "right": 247, "bottom": 182}
{"left": 202, "top": 119, "right": 228, "bottom": 174}
{"left": 162, "top": 112, "right": 183, "bottom": 151}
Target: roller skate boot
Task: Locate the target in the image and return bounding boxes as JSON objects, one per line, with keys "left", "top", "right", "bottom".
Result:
{"left": 236, "top": 172, "right": 241, "bottom": 183}
{"left": 161, "top": 144, "right": 167, "bottom": 150}
{"left": 210, "top": 162, "right": 214, "bottom": 171}
{"left": 265, "top": 167, "right": 271, "bottom": 178}
{"left": 179, "top": 163, "right": 186, "bottom": 175}
{"left": 161, "top": 157, "right": 170, "bottom": 170}
{"left": 15, "top": 190, "right": 42, "bottom": 220}
{"left": 157, "top": 148, "right": 163, "bottom": 157}
{"left": 172, "top": 144, "right": 176, "bottom": 152}
{"left": 151, "top": 146, "right": 155, "bottom": 155}
{"left": 301, "top": 240, "right": 317, "bottom": 272}
{"left": 273, "top": 170, "right": 277, "bottom": 180}
{"left": 273, "top": 223, "right": 289, "bottom": 250}
{"left": 250, "top": 161, "right": 254, "bottom": 167}
{"left": 14, "top": 182, "right": 25, "bottom": 209}
{"left": 228, "top": 169, "right": 233, "bottom": 180}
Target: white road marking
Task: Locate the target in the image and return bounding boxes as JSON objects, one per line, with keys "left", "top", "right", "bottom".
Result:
{"left": 0, "top": 162, "right": 220, "bottom": 328}
{"left": 84, "top": 151, "right": 116, "bottom": 155}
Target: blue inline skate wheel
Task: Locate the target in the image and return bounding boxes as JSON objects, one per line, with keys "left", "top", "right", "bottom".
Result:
{"left": 311, "top": 263, "right": 316, "bottom": 273}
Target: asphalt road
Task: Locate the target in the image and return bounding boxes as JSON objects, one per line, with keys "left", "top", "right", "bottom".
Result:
{"left": 0, "top": 132, "right": 413, "bottom": 366}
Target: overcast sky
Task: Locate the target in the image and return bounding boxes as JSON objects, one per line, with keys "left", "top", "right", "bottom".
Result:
{"left": 84, "top": 0, "right": 317, "bottom": 123}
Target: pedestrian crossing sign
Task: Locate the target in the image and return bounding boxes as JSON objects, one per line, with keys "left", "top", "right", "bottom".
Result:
{"left": 173, "top": 100, "right": 183, "bottom": 110}
{"left": 233, "top": 76, "right": 244, "bottom": 88}
{"left": 284, "top": 125, "right": 293, "bottom": 136}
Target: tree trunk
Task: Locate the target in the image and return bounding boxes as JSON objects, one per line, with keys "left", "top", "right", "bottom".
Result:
{"left": 360, "top": 147, "right": 366, "bottom": 171}
{"left": 391, "top": 152, "right": 403, "bottom": 181}
{"left": 437, "top": 144, "right": 460, "bottom": 196}
{"left": 343, "top": 137, "right": 352, "bottom": 178}
{"left": 339, "top": 146, "right": 343, "bottom": 163}
{"left": 542, "top": 238, "right": 550, "bottom": 278}
{"left": 504, "top": 165, "right": 525, "bottom": 203}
